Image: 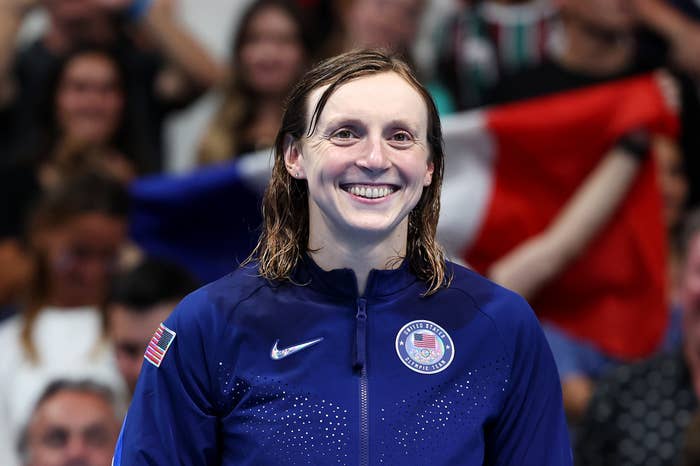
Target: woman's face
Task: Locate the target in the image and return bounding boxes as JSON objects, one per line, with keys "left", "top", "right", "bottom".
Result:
{"left": 55, "top": 53, "right": 124, "bottom": 146}
{"left": 38, "top": 213, "right": 126, "bottom": 307}
{"left": 238, "top": 6, "right": 306, "bottom": 97}
{"left": 343, "top": 0, "right": 424, "bottom": 53}
{"left": 288, "top": 72, "right": 433, "bottom": 246}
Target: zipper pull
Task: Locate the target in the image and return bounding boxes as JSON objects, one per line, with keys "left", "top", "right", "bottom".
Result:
{"left": 353, "top": 298, "right": 367, "bottom": 372}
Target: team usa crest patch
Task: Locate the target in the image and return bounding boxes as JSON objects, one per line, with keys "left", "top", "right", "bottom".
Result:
{"left": 144, "top": 323, "right": 176, "bottom": 368}
{"left": 395, "top": 320, "right": 454, "bottom": 374}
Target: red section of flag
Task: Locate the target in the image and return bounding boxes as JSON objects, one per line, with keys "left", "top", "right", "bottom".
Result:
{"left": 464, "top": 75, "right": 677, "bottom": 359}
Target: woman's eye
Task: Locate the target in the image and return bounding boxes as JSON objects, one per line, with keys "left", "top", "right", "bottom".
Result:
{"left": 333, "top": 129, "right": 355, "bottom": 139}
{"left": 391, "top": 132, "right": 412, "bottom": 143}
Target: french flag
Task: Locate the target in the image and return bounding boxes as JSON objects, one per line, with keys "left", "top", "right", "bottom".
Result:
{"left": 130, "top": 74, "right": 676, "bottom": 361}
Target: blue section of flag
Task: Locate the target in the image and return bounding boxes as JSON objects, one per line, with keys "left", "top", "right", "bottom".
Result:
{"left": 129, "top": 158, "right": 266, "bottom": 282}
{"left": 156, "top": 328, "right": 174, "bottom": 351}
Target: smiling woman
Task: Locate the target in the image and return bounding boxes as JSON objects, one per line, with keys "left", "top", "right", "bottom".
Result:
{"left": 114, "top": 50, "right": 572, "bottom": 466}
{"left": 278, "top": 68, "right": 439, "bottom": 295}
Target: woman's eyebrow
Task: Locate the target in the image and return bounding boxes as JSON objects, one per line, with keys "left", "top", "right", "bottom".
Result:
{"left": 319, "top": 117, "right": 364, "bottom": 129}
{"left": 384, "top": 119, "right": 420, "bottom": 134}
{"left": 319, "top": 117, "right": 420, "bottom": 132}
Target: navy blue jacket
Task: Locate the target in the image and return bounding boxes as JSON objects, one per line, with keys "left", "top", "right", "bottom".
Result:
{"left": 114, "top": 257, "right": 572, "bottom": 465}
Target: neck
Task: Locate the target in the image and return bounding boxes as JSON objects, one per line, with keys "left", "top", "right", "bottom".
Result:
{"left": 557, "top": 19, "right": 634, "bottom": 76}
{"left": 308, "top": 221, "right": 407, "bottom": 296}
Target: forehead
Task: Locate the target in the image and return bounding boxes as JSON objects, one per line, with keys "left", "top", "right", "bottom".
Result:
{"left": 248, "top": 5, "right": 295, "bottom": 30}
{"left": 64, "top": 54, "right": 117, "bottom": 75}
{"left": 307, "top": 72, "right": 428, "bottom": 131}
{"left": 32, "top": 391, "right": 114, "bottom": 430}
{"left": 64, "top": 213, "right": 125, "bottom": 237}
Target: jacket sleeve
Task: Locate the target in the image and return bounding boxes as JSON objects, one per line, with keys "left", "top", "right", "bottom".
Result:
{"left": 485, "top": 293, "right": 573, "bottom": 466}
{"left": 113, "top": 289, "right": 221, "bottom": 465}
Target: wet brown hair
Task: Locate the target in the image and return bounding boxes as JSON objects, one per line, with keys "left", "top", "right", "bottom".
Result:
{"left": 248, "top": 49, "right": 449, "bottom": 295}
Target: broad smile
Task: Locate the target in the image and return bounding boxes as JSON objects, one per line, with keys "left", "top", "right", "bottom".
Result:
{"left": 340, "top": 183, "right": 400, "bottom": 200}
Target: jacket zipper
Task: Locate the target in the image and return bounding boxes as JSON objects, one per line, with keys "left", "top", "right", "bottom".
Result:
{"left": 355, "top": 298, "right": 369, "bottom": 466}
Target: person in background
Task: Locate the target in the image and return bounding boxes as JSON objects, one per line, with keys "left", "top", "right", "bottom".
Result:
{"left": 30, "top": 47, "right": 141, "bottom": 181}
{"left": 0, "top": 0, "right": 223, "bottom": 169}
{"left": 322, "top": 0, "right": 458, "bottom": 113}
{"left": 0, "top": 173, "right": 130, "bottom": 466}
{"left": 197, "top": 0, "right": 312, "bottom": 165}
{"left": 107, "top": 258, "right": 198, "bottom": 395}
{"left": 326, "top": 0, "right": 426, "bottom": 59}
{"left": 434, "top": 0, "right": 557, "bottom": 110}
{"left": 17, "top": 379, "right": 121, "bottom": 466}
{"left": 483, "top": 0, "right": 687, "bottom": 421}
{"left": 488, "top": 0, "right": 656, "bottom": 103}
{"left": 575, "top": 208, "right": 700, "bottom": 466}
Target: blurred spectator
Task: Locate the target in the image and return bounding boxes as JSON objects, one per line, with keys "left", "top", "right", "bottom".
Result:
{"left": 575, "top": 208, "right": 700, "bottom": 466}
{"left": 0, "top": 173, "right": 129, "bottom": 466}
{"left": 0, "top": 0, "right": 223, "bottom": 170}
{"left": 318, "top": 0, "right": 461, "bottom": 112}
{"left": 0, "top": 143, "right": 133, "bottom": 321}
{"left": 483, "top": 0, "right": 685, "bottom": 421}
{"left": 31, "top": 47, "right": 141, "bottom": 179}
{"left": 197, "top": 0, "right": 312, "bottom": 164}
{"left": 487, "top": 0, "right": 700, "bottom": 208}
{"left": 106, "top": 258, "right": 198, "bottom": 394}
{"left": 434, "top": 0, "right": 557, "bottom": 110}
{"left": 17, "top": 379, "right": 121, "bottom": 466}
{"left": 489, "top": 0, "right": 655, "bottom": 103}
{"left": 326, "top": 0, "right": 427, "bottom": 58}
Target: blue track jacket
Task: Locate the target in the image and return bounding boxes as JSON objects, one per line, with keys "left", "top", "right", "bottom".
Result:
{"left": 114, "top": 257, "right": 572, "bottom": 465}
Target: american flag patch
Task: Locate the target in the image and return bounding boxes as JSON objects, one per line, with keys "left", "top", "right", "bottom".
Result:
{"left": 414, "top": 333, "right": 436, "bottom": 349}
{"left": 144, "top": 323, "right": 176, "bottom": 367}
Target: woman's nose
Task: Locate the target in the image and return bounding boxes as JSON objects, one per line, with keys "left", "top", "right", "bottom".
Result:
{"left": 356, "top": 137, "right": 391, "bottom": 171}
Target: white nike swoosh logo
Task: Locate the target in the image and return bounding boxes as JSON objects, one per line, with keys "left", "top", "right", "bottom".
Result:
{"left": 270, "top": 337, "right": 324, "bottom": 360}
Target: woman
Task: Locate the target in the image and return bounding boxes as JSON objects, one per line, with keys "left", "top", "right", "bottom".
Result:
{"left": 0, "top": 173, "right": 130, "bottom": 466}
{"left": 115, "top": 50, "right": 571, "bottom": 465}
{"left": 197, "top": 0, "right": 311, "bottom": 164}
{"left": 33, "top": 46, "right": 141, "bottom": 181}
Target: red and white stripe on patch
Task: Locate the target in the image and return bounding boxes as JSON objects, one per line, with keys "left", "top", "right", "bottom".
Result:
{"left": 144, "top": 323, "right": 176, "bottom": 367}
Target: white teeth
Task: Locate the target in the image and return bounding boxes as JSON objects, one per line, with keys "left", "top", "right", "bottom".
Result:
{"left": 347, "top": 185, "right": 394, "bottom": 199}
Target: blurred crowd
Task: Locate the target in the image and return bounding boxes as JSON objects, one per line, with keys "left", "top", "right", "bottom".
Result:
{"left": 1, "top": 0, "right": 700, "bottom": 464}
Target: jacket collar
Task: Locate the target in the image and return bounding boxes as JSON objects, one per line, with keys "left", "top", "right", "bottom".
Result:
{"left": 292, "top": 253, "right": 419, "bottom": 299}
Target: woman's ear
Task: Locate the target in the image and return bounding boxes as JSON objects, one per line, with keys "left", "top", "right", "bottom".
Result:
{"left": 423, "top": 161, "right": 434, "bottom": 187}
{"left": 283, "top": 134, "right": 306, "bottom": 179}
